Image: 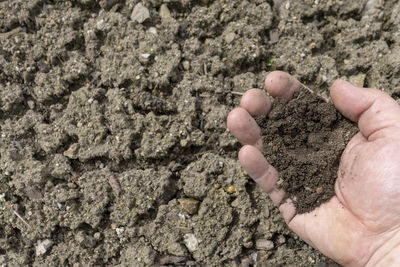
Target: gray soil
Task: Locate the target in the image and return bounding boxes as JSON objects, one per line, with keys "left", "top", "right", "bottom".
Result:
{"left": 0, "top": 0, "right": 400, "bottom": 266}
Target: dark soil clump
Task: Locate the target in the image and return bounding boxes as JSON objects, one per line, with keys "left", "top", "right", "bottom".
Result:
{"left": 257, "top": 88, "right": 358, "bottom": 214}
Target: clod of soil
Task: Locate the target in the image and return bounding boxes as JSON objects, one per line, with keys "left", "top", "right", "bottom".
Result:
{"left": 257, "top": 87, "right": 358, "bottom": 214}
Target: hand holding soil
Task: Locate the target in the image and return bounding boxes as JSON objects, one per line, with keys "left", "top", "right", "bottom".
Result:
{"left": 227, "top": 71, "right": 400, "bottom": 266}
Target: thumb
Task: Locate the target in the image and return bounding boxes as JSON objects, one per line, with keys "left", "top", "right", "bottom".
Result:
{"left": 330, "top": 80, "right": 400, "bottom": 141}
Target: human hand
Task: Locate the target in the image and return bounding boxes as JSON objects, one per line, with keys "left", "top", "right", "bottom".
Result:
{"left": 227, "top": 71, "right": 400, "bottom": 266}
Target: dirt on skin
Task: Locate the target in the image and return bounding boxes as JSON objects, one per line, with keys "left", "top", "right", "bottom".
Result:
{"left": 1, "top": 0, "right": 400, "bottom": 266}
{"left": 257, "top": 88, "right": 357, "bottom": 214}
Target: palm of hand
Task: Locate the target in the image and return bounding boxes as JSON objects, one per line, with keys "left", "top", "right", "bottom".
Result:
{"left": 300, "top": 132, "right": 400, "bottom": 266}
{"left": 227, "top": 71, "right": 400, "bottom": 266}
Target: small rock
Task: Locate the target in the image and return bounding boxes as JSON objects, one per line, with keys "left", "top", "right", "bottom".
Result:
{"left": 180, "top": 139, "right": 188, "bottom": 147}
{"left": 178, "top": 198, "right": 199, "bottom": 215}
{"left": 141, "top": 53, "right": 151, "bottom": 59}
{"left": 96, "top": 19, "right": 110, "bottom": 31}
{"left": 148, "top": 27, "right": 158, "bottom": 35}
{"left": 277, "top": 235, "right": 286, "bottom": 244}
{"left": 94, "top": 232, "right": 101, "bottom": 240}
{"left": 63, "top": 143, "right": 80, "bottom": 159}
{"left": 256, "top": 239, "right": 274, "bottom": 250}
{"left": 159, "top": 4, "right": 171, "bottom": 20}
{"left": 231, "top": 198, "right": 240, "bottom": 207}
{"left": 251, "top": 252, "right": 258, "bottom": 262}
{"left": 349, "top": 74, "right": 366, "bottom": 88}
{"left": 285, "top": 2, "right": 291, "bottom": 9}
{"left": 226, "top": 185, "right": 237, "bottom": 194}
{"left": 67, "top": 182, "right": 76, "bottom": 188}
{"left": 226, "top": 178, "right": 232, "bottom": 184}
{"left": 182, "top": 60, "right": 190, "bottom": 70}
{"left": 13, "top": 140, "right": 24, "bottom": 150}
{"left": 131, "top": 3, "right": 150, "bottom": 23}
{"left": 1, "top": 255, "right": 6, "bottom": 263}
{"left": 36, "top": 239, "right": 54, "bottom": 256}
{"left": 183, "top": 234, "right": 198, "bottom": 252}
{"left": 224, "top": 32, "right": 236, "bottom": 44}
{"left": 269, "top": 30, "right": 279, "bottom": 44}
{"left": 316, "top": 187, "right": 324, "bottom": 194}
{"left": 116, "top": 227, "right": 125, "bottom": 236}
{"left": 56, "top": 202, "right": 64, "bottom": 210}
{"left": 27, "top": 100, "right": 35, "bottom": 109}
{"left": 264, "top": 206, "right": 270, "bottom": 218}
{"left": 213, "top": 183, "right": 221, "bottom": 189}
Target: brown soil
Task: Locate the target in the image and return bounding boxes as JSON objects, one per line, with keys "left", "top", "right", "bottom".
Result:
{"left": 257, "top": 88, "right": 357, "bottom": 214}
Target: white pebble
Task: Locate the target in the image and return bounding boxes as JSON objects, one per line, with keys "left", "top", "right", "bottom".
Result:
{"left": 183, "top": 234, "right": 198, "bottom": 252}
{"left": 141, "top": 53, "right": 151, "bottom": 59}
{"left": 148, "top": 27, "right": 158, "bottom": 36}
{"left": 56, "top": 203, "right": 64, "bottom": 210}
{"left": 36, "top": 239, "right": 54, "bottom": 256}
{"left": 116, "top": 227, "right": 125, "bottom": 236}
{"left": 96, "top": 19, "right": 110, "bottom": 31}
{"left": 285, "top": 2, "right": 291, "bottom": 9}
{"left": 131, "top": 3, "right": 150, "bottom": 23}
{"left": 256, "top": 239, "right": 274, "bottom": 250}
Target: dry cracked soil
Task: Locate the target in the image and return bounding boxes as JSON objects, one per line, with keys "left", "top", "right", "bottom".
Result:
{"left": 1, "top": 0, "right": 400, "bottom": 266}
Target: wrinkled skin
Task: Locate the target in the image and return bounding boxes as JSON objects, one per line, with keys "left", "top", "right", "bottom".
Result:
{"left": 227, "top": 71, "right": 400, "bottom": 266}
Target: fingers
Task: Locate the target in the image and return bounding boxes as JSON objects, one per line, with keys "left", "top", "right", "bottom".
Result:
{"left": 238, "top": 145, "right": 279, "bottom": 195}
{"left": 227, "top": 108, "right": 262, "bottom": 149}
{"left": 228, "top": 71, "right": 302, "bottom": 147}
{"left": 330, "top": 80, "right": 400, "bottom": 141}
{"left": 265, "top": 71, "right": 302, "bottom": 100}
{"left": 239, "top": 145, "right": 296, "bottom": 222}
{"left": 240, "top": 89, "right": 272, "bottom": 116}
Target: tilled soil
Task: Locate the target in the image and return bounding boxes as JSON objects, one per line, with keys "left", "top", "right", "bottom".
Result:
{"left": 1, "top": 0, "right": 400, "bottom": 266}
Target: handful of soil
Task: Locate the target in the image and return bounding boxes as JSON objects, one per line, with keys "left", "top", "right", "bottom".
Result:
{"left": 257, "top": 87, "right": 358, "bottom": 214}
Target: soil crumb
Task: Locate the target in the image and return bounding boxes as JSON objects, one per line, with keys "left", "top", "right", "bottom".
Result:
{"left": 257, "top": 87, "right": 358, "bottom": 214}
